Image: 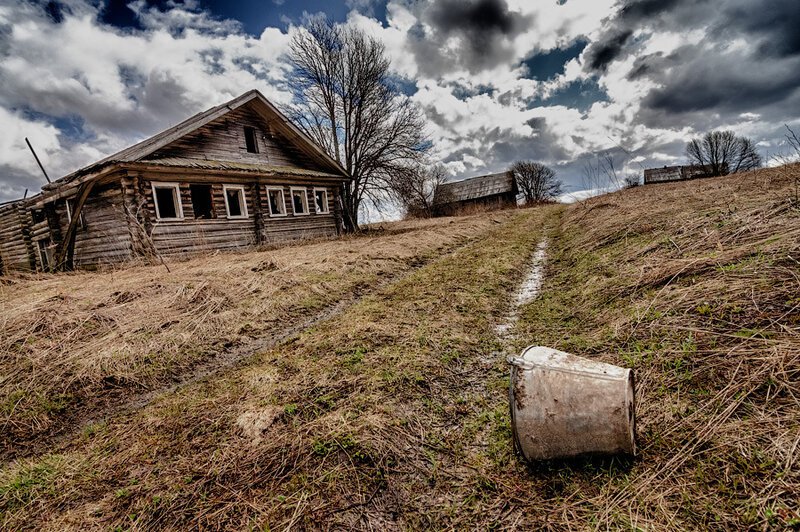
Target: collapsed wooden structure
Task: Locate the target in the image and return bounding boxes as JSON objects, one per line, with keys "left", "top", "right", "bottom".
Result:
{"left": 432, "top": 171, "right": 518, "bottom": 216}
{"left": 643, "top": 164, "right": 717, "bottom": 184}
{"left": 0, "top": 90, "right": 351, "bottom": 274}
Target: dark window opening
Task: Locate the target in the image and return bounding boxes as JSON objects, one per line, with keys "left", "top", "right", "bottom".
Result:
{"left": 31, "top": 209, "right": 46, "bottom": 224}
{"left": 190, "top": 184, "right": 214, "bottom": 219}
{"left": 244, "top": 126, "right": 259, "bottom": 153}
{"left": 314, "top": 189, "right": 329, "bottom": 213}
{"left": 154, "top": 187, "right": 179, "bottom": 219}
{"left": 292, "top": 189, "right": 307, "bottom": 214}
{"left": 268, "top": 188, "right": 285, "bottom": 215}
{"left": 225, "top": 187, "right": 244, "bottom": 217}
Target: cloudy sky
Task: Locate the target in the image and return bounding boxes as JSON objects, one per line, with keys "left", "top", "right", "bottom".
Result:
{"left": 1, "top": 0, "right": 799, "bottom": 204}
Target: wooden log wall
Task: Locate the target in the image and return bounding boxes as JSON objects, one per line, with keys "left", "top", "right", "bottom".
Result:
{"left": 141, "top": 175, "right": 339, "bottom": 258}
{"left": 0, "top": 203, "right": 35, "bottom": 273}
{"left": 69, "top": 184, "right": 133, "bottom": 268}
{"left": 258, "top": 185, "right": 338, "bottom": 243}
{"left": 147, "top": 105, "right": 315, "bottom": 169}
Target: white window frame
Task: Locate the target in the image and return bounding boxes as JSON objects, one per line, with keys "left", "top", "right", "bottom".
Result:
{"left": 222, "top": 185, "right": 249, "bottom": 219}
{"left": 313, "top": 187, "right": 330, "bottom": 214}
{"left": 290, "top": 187, "right": 309, "bottom": 216}
{"left": 151, "top": 182, "right": 184, "bottom": 221}
{"left": 266, "top": 186, "right": 287, "bottom": 217}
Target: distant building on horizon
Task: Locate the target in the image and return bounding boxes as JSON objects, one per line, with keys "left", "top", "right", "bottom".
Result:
{"left": 432, "top": 171, "right": 519, "bottom": 216}
{"left": 643, "top": 164, "right": 720, "bottom": 184}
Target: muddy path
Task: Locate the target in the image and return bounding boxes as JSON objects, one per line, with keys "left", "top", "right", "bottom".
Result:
{"left": 1, "top": 223, "right": 502, "bottom": 465}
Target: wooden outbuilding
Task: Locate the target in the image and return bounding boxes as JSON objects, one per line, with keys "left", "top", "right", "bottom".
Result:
{"left": 643, "top": 164, "right": 717, "bottom": 184}
{"left": 0, "top": 90, "right": 351, "bottom": 273}
{"left": 432, "top": 171, "right": 518, "bottom": 216}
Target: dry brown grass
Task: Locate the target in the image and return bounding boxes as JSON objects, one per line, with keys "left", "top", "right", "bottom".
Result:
{"left": 515, "top": 163, "right": 800, "bottom": 528}
{"left": 1, "top": 165, "right": 798, "bottom": 529}
{"left": 0, "top": 212, "right": 513, "bottom": 459}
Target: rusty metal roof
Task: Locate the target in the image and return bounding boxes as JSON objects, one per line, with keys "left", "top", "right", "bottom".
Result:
{"left": 436, "top": 171, "right": 515, "bottom": 203}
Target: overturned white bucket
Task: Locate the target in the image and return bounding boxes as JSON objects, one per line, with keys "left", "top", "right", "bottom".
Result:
{"left": 508, "top": 346, "right": 636, "bottom": 461}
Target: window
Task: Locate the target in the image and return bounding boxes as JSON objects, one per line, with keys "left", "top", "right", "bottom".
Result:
{"left": 314, "top": 188, "right": 329, "bottom": 214}
{"left": 267, "top": 187, "right": 286, "bottom": 217}
{"left": 223, "top": 185, "right": 248, "bottom": 218}
{"left": 31, "top": 209, "right": 46, "bottom": 224}
{"left": 190, "top": 184, "right": 214, "bottom": 219}
{"left": 244, "top": 126, "right": 259, "bottom": 153}
{"left": 37, "top": 239, "right": 51, "bottom": 270}
{"left": 152, "top": 183, "right": 183, "bottom": 220}
{"left": 291, "top": 187, "right": 308, "bottom": 215}
{"left": 65, "top": 199, "right": 86, "bottom": 229}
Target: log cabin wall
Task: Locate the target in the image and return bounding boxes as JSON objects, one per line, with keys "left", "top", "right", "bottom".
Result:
{"left": 139, "top": 173, "right": 339, "bottom": 258}
{"left": 72, "top": 184, "right": 134, "bottom": 268}
{"left": 258, "top": 183, "right": 338, "bottom": 243}
{"left": 0, "top": 202, "right": 36, "bottom": 273}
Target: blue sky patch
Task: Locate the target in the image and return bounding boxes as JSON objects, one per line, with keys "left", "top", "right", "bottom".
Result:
{"left": 522, "top": 40, "right": 587, "bottom": 81}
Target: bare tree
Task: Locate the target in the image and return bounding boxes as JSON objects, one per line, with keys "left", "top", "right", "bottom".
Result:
{"left": 286, "top": 18, "right": 429, "bottom": 231}
{"left": 785, "top": 124, "right": 800, "bottom": 160}
{"left": 686, "top": 130, "right": 762, "bottom": 176}
{"left": 510, "top": 161, "right": 562, "bottom": 203}
{"left": 390, "top": 164, "right": 450, "bottom": 218}
{"left": 581, "top": 152, "right": 625, "bottom": 193}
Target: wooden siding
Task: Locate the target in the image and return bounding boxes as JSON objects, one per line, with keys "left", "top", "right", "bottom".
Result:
{"left": 146, "top": 105, "right": 315, "bottom": 170}
{"left": 0, "top": 203, "right": 35, "bottom": 273}
{"left": 72, "top": 184, "right": 133, "bottom": 268}
{"left": 141, "top": 177, "right": 338, "bottom": 258}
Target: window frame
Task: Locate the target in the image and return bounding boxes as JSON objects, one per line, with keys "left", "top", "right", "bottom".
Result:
{"left": 266, "top": 186, "right": 287, "bottom": 217}
{"left": 151, "top": 182, "right": 184, "bottom": 221}
{"left": 222, "top": 184, "right": 249, "bottom": 219}
{"left": 290, "top": 187, "right": 309, "bottom": 216}
{"left": 313, "top": 187, "right": 330, "bottom": 214}
{"left": 244, "top": 126, "right": 259, "bottom": 154}
{"left": 65, "top": 198, "right": 86, "bottom": 229}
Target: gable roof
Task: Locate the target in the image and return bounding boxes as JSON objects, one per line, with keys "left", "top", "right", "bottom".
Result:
{"left": 436, "top": 171, "right": 515, "bottom": 204}
{"left": 43, "top": 89, "right": 348, "bottom": 192}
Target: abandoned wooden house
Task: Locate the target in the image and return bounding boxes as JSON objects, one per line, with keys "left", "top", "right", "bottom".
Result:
{"left": 643, "top": 164, "right": 716, "bottom": 184}
{"left": 0, "top": 90, "right": 351, "bottom": 274}
{"left": 432, "top": 171, "right": 519, "bottom": 216}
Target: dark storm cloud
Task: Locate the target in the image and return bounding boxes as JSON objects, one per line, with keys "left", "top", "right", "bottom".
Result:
{"left": 585, "top": 0, "right": 800, "bottom": 131}
{"left": 409, "top": 0, "right": 533, "bottom": 76}
{"left": 721, "top": 0, "right": 800, "bottom": 59}
{"left": 429, "top": 0, "right": 515, "bottom": 36}
{"left": 584, "top": 30, "right": 631, "bottom": 71}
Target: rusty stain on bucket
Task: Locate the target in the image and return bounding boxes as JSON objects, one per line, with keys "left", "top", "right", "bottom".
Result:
{"left": 508, "top": 346, "right": 636, "bottom": 461}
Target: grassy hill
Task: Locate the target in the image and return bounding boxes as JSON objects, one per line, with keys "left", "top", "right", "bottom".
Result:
{"left": 1, "top": 164, "right": 798, "bottom": 529}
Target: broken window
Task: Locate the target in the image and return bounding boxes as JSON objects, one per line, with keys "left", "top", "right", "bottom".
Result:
{"left": 152, "top": 183, "right": 183, "bottom": 220}
{"left": 314, "top": 188, "right": 329, "bottom": 214}
{"left": 31, "top": 209, "right": 46, "bottom": 224}
{"left": 291, "top": 187, "right": 308, "bottom": 215}
{"left": 267, "top": 187, "right": 286, "bottom": 216}
{"left": 37, "top": 239, "right": 51, "bottom": 270}
{"left": 244, "top": 126, "right": 259, "bottom": 153}
{"left": 65, "top": 199, "right": 86, "bottom": 229}
{"left": 190, "top": 184, "right": 214, "bottom": 219}
{"left": 223, "top": 185, "right": 248, "bottom": 218}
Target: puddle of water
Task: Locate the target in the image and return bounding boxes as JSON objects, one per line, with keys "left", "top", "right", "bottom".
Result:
{"left": 495, "top": 240, "right": 548, "bottom": 340}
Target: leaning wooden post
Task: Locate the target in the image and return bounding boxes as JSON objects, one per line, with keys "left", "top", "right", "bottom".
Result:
{"left": 54, "top": 180, "right": 95, "bottom": 271}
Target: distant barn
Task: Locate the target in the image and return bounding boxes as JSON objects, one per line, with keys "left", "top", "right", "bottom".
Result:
{"left": 643, "top": 164, "right": 716, "bottom": 184}
{"left": 0, "top": 89, "right": 351, "bottom": 274}
{"left": 432, "top": 171, "right": 518, "bottom": 216}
